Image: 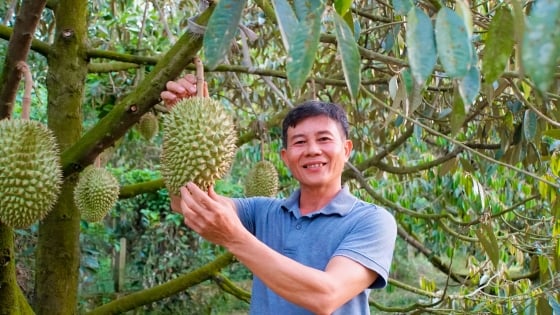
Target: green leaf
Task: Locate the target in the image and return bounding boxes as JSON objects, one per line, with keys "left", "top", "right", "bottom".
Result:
{"left": 286, "top": 5, "right": 324, "bottom": 92}
{"left": 458, "top": 65, "right": 480, "bottom": 106}
{"left": 333, "top": 12, "right": 361, "bottom": 101}
{"left": 435, "top": 7, "right": 473, "bottom": 78}
{"left": 523, "top": 109, "right": 538, "bottom": 141}
{"left": 406, "top": 7, "right": 437, "bottom": 84}
{"left": 475, "top": 223, "right": 500, "bottom": 269}
{"left": 450, "top": 89, "right": 466, "bottom": 135}
{"left": 392, "top": 0, "right": 414, "bottom": 16}
{"left": 203, "top": 0, "right": 247, "bottom": 70}
{"left": 334, "top": 0, "right": 352, "bottom": 17}
{"left": 455, "top": 0, "right": 473, "bottom": 39}
{"left": 294, "top": 0, "right": 323, "bottom": 21}
{"left": 482, "top": 7, "right": 515, "bottom": 83}
{"left": 271, "top": 0, "right": 299, "bottom": 51}
{"left": 521, "top": 0, "right": 560, "bottom": 94}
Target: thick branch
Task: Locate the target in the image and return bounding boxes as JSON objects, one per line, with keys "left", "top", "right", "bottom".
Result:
{"left": 0, "top": 0, "right": 47, "bottom": 119}
{"left": 86, "top": 252, "right": 235, "bottom": 315}
{"left": 60, "top": 7, "right": 215, "bottom": 176}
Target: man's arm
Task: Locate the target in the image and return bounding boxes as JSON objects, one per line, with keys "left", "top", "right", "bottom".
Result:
{"left": 178, "top": 183, "right": 377, "bottom": 315}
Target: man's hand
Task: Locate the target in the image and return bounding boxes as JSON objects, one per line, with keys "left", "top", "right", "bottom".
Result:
{"left": 177, "top": 183, "right": 243, "bottom": 247}
{"left": 160, "top": 73, "right": 209, "bottom": 109}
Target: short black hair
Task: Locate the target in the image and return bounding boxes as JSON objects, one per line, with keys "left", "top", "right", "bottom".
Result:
{"left": 281, "top": 100, "right": 349, "bottom": 148}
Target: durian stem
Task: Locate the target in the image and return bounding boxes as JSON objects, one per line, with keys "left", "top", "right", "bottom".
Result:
{"left": 194, "top": 56, "right": 204, "bottom": 98}
{"left": 15, "top": 61, "right": 32, "bottom": 121}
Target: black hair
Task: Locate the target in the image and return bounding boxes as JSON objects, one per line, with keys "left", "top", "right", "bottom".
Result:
{"left": 281, "top": 100, "right": 349, "bottom": 148}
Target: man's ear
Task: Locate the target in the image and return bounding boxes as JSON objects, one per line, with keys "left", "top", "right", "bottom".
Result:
{"left": 344, "top": 139, "right": 353, "bottom": 161}
{"left": 280, "top": 148, "right": 287, "bottom": 165}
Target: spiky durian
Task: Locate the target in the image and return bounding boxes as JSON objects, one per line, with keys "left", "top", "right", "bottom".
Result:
{"left": 244, "top": 160, "right": 279, "bottom": 197}
{"left": 74, "top": 165, "right": 120, "bottom": 222}
{"left": 0, "top": 119, "right": 63, "bottom": 228}
{"left": 161, "top": 97, "right": 237, "bottom": 195}
{"left": 137, "top": 112, "right": 159, "bottom": 141}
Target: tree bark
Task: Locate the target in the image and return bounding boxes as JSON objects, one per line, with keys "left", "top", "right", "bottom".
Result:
{"left": 34, "top": 0, "right": 88, "bottom": 313}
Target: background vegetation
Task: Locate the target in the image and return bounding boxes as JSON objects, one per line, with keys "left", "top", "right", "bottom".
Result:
{"left": 0, "top": 0, "right": 559, "bottom": 314}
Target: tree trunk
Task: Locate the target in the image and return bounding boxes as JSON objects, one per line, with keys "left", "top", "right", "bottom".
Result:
{"left": 34, "top": 0, "right": 88, "bottom": 313}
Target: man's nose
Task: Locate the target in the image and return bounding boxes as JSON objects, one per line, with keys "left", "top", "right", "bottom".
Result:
{"left": 305, "top": 140, "right": 321, "bottom": 155}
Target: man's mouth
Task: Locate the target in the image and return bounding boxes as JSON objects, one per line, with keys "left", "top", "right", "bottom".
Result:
{"left": 303, "top": 163, "right": 326, "bottom": 169}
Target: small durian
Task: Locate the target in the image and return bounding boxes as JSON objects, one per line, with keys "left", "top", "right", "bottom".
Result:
{"left": 0, "top": 119, "right": 63, "bottom": 228}
{"left": 161, "top": 97, "right": 237, "bottom": 195}
{"left": 74, "top": 165, "right": 120, "bottom": 222}
{"left": 244, "top": 160, "right": 279, "bottom": 197}
{"left": 137, "top": 112, "right": 159, "bottom": 141}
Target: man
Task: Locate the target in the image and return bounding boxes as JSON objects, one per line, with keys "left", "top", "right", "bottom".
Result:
{"left": 163, "top": 74, "right": 397, "bottom": 314}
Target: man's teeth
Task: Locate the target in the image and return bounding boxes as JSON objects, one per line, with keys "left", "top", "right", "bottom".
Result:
{"left": 305, "top": 163, "right": 323, "bottom": 168}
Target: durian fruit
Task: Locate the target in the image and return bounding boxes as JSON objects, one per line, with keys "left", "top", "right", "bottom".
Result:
{"left": 161, "top": 97, "right": 237, "bottom": 195}
{"left": 244, "top": 160, "right": 279, "bottom": 197}
{"left": 74, "top": 165, "right": 120, "bottom": 222}
{"left": 0, "top": 119, "right": 63, "bottom": 228}
{"left": 137, "top": 112, "right": 159, "bottom": 141}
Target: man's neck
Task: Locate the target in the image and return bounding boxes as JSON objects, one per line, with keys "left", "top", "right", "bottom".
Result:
{"left": 298, "top": 185, "right": 342, "bottom": 215}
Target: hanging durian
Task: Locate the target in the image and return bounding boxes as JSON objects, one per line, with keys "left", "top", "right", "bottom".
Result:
{"left": 0, "top": 62, "right": 63, "bottom": 229}
{"left": 74, "top": 165, "right": 120, "bottom": 222}
{"left": 244, "top": 160, "right": 279, "bottom": 197}
{"left": 161, "top": 97, "right": 237, "bottom": 194}
{"left": 0, "top": 120, "right": 63, "bottom": 228}
{"left": 137, "top": 111, "right": 159, "bottom": 141}
{"left": 160, "top": 58, "right": 237, "bottom": 195}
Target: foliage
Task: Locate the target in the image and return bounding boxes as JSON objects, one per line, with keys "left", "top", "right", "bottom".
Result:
{"left": 1, "top": 0, "right": 560, "bottom": 314}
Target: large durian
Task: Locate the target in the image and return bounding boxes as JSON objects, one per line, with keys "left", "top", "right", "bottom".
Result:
{"left": 244, "top": 160, "right": 279, "bottom": 197}
{"left": 137, "top": 112, "right": 159, "bottom": 141}
{"left": 161, "top": 97, "right": 237, "bottom": 195}
{"left": 74, "top": 165, "right": 120, "bottom": 222}
{"left": 0, "top": 119, "right": 63, "bottom": 228}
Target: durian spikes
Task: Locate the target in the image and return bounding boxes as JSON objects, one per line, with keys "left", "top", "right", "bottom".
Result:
{"left": 0, "top": 119, "right": 63, "bottom": 228}
{"left": 137, "top": 111, "right": 159, "bottom": 141}
{"left": 244, "top": 160, "right": 279, "bottom": 197}
{"left": 160, "top": 97, "right": 237, "bottom": 194}
{"left": 74, "top": 165, "right": 120, "bottom": 222}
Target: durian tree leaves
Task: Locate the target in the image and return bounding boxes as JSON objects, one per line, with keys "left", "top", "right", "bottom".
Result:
{"left": 435, "top": 7, "right": 473, "bottom": 79}
{"left": 458, "top": 65, "right": 481, "bottom": 107}
{"left": 392, "top": 0, "right": 414, "bottom": 16}
{"left": 271, "top": 0, "right": 299, "bottom": 51}
{"left": 474, "top": 222, "right": 500, "bottom": 269}
{"left": 333, "top": 11, "right": 361, "bottom": 101}
{"left": 482, "top": 6, "right": 515, "bottom": 83}
{"left": 406, "top": 7, "right": 437, "bottom": 85}
{"left": 523, "top": 109, "right": 538, "bottom": 142}
{"left": 334, "top": 0, "right": 352, "bottom": 17}
{"left": 450, "top": 89, "right": 466, "bottom": 136}
{"left": 285, "top": 3, "right": 325, "bottom": 92}
{"left": 521, "top": 0, "right": 560, "bottom": 94}
{"left": 203, "top": 0, "right": 247, "bottom": 70}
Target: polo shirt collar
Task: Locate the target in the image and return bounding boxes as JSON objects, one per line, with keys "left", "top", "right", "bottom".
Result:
{"left": 281, "top": 186, "right": 357, "bottom": 218}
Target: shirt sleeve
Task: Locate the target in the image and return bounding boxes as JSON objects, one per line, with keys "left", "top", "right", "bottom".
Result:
{"left": 334, "top": 205, "right": 397, "bottom": 289}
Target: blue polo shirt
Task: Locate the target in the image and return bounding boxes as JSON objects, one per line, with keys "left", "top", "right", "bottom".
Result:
{"left": 233, "top": 186, "right": 397, "bottom": 314}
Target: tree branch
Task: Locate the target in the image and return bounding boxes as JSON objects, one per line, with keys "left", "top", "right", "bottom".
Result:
{"left": 0, "top": 0, "right": 47, "bottom": 119}
{"left": 86, "top": 252, "right": 235, "bottom": 315}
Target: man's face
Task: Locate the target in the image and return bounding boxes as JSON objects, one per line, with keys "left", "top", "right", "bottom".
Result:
{"left": 281, "top": 115, "right": 352, "bottom": 190}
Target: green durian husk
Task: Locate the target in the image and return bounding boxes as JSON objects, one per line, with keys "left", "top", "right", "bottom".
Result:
{"left": 0, "top": 119, "right": 63, "bottom": 228}
{"left": 161, "top": 97, "right": 237, "bottom": 195}
{"left": 244, "top": 160, "right": 279, "bottom": 197}
{"left": 74, "top": 165, "right": 120, "bottom": 222}
{"left": 137, "top": 112, "right": 159, "bottom": 141}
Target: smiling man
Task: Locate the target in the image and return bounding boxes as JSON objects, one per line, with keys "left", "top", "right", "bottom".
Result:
{"left": 165, "top": 77, "right": 397, "bottom": 315}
